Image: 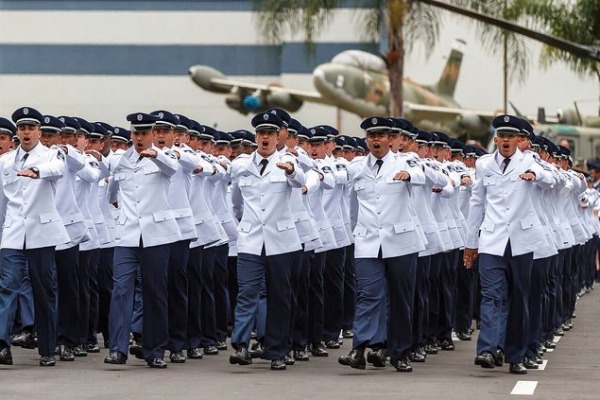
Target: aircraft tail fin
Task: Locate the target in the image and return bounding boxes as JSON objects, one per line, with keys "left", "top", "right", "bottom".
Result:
{"left": 434, "top": 39, "right": 465, "bottom": 98}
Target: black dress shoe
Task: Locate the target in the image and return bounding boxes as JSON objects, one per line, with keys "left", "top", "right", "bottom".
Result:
{"left": 325, "top": 339, "right": 340, "bottom": 349}
{"left": 293, "top": 350, "right": 309, "bottom": 361}
{"left": 204, "top": 345, "right": 219, "bottom": 355}
{"left": 342, "top": 330, "right": 354, "bottom": 338}
{"left": 391, "top": 356, "right": 412, "bottom": 372}
{"left": 249, "top": 342, "right": 264, "bottom": 359}
{"left": 545, "top": 339, "right": 557, "bottom": 349}
{"left": 270, "top": 359, "right": 287, "bottom": 370}
{"left": 104, "top": 351, "right": 127, "bottom": 364}
{"left": 86, "top": 343, "right": 100, "bottom": 353}
{"left": 456, "top": 331, "right": 472, "bottom": 341}
{"left": 523, "top": 357, "right": 539, "bottom": 369}
{"left": 474, "top": 351, "right": 495, "bottom": 368}
{"left": 424, "top": 343, "right": 438, "bottom": 354}
{"left": 338, "top": 349, "right": 366, "bottom": 370}
{"left": 534, "top": 355, "right": 543, "bottom": 364}
{"left": 169, "top": 351, "right": 186, "bottom": 363}
{"left": 366, "top": 348, "right": 387, "bottom": 367}
{"left": 73, "top": 345, "right": 88, "bottom": 357}
{"left": 39, "top": 356, "right": 56, "bottom": 367}
{"left": 554, "top": 327, "right": 565, "bottom": 336}
{"left": 495, "top": 349, "right": 505, "bottom": 367}
{"left": 284, "top": 351, "right": 295, "bottom": 365}
{"left": 229, "top": 347, "right": 252, "bottom": 365}
{"left": 310, "top": 343, "right": 329, "bottom": 357}
{"left": 187, "top": 348, "right": 203, "bottom": 359}
{"left": 58, "top": 345, "right": 75, "bottom": 361}
{"left": 509, "top": 362, "right": 528, "bottom": 374}
{"left": 409, "top": 350, "right": 426, "bottom": 363}
{"left": 216, "top": 341, "right": 228, "bottom": 351}
{"left": 0, "top": 347, "right": 13, "bottom": 365}
{"left": 439, "top": 339, "right": 455, "bottom": 351}
{"left": 12, "top": 331, "right": 36, "bottom": 349}
{"left": 147, "top": 358, "right": 167, "bottom": 369}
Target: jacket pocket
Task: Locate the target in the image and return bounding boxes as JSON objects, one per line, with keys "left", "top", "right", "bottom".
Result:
{"left": 353, "top": 225, "right": 367, "bottom": 238}
{"left": 238, "top": 221, "right": 252, "bottom": 233}
{"left": 153, "top": 210, "right": 175, "bottom": 222}
{"left": 393, "top": 221, "right": 416, "bottom": 233}
{"left": 480, "top": 221, "right": 495, "bottom": 232}
{"left": 39, "top": 212, "right": 61, "bottom": 224}
{"left": 276, "top": 220, "right": 295, "bottom": 231}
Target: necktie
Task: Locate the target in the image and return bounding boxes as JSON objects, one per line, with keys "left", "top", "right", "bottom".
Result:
{"left": 501, "top": 157, "right": 510, "bottom": 173}
{"left": 21, "top": 153, "right": 29, "bottom": 169}
{"left": 259, "top": 159, "right": 268, "bottom": 176}
{"left": 375, "top": 159, "right": 384, "bottom": 176}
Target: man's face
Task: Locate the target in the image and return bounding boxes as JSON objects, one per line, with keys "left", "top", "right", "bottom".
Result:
{"left": 132, "top": 128, "right": 154, "bottom": 152}
{"left": 188, "top": 136, "right": 200, "bottom": 151}
{"left": 494, "top": 132, "right": 519, "bottom": 158}
{"left": 0, "top": 133, "right": 13, "bottom": 155}
{"left": 213, "top": 144, "right": 231, "bottom": 158}
{"left": 197, "top": 139, "right": 214, "bottom": 154}
{"left": 450, "top": 152, "right": 463, "bottom": 162}
{"left": 242, "top": 144, "right": 254, "bottom": 155}
{"left": 429, "top": 145, "right": 444, "bottom": 162}
{"left": 229, "top": 144, "right": 242, "bottom": 160}
{"left": 17, "top": 123, "right": 41, "bottom": 151}
{"left": 388, "top": 133, "right": 402, "bottom": 152}
{"left": 174, "top": 130, "right": 189, "bottom": 147}
{"left": 342, "top": 148, "right": 355, "bottom": 162}
{"left": 332, "top": 148, "right": 342, "bottom": 158}
{"left": 297, "top": 139, "right": 309, "bottom": 153}
{"left": 516, "top": 135, "right": 531, "bottom": 152}
{"left": 285, "top": 134, "right": 298, "bottom": 151}
{"left": 75, "top": 131, "right": 88, "bottom": 151}
{"left": 60, "top": 130, "right": 77, "bottom": 146}
{"left": 277, "top": 127, "right": 289, "bottom": 150}
{"left": 256, "top": 129, "right": 278, "bottom": 157}
{"left": 310, "top": 141, "right": 327, "bottom": 160}
{"left": 366, "top": 132, "right": 390, "bottom": 159}
{"left": 464, "top": 157, "right": 476, "bottom": 168}
{"left": 416, "top": 143, "right": 429, "bottom": 158}
{"left": 111, "top": 140, "right": 129, "bottom": 152}
{"left": 87, "top": 137, "right": 104, "bottom": 152}
{"left": 153, "top": 127, "right": 174, "bottom": 149}
{"left": 41, "top": 132, "right": 60, "bottom": 147}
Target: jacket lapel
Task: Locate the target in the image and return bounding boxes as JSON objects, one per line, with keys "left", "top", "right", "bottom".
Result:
{"left": 261, "top": 152, "right": 280, "bottom": 177}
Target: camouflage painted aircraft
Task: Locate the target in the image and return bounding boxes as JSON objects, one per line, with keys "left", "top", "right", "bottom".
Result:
{"left": 188, "top": 39, "right": 496, "bottom": 138}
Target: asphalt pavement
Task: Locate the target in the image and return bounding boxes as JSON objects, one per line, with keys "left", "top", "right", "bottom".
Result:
{"left": 3, "top": 288, "right": 600, "bottom": 399}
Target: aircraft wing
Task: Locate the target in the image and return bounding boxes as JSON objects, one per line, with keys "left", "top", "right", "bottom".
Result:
{"left": 404, "top": 103, "right": 497, "bottom": 122}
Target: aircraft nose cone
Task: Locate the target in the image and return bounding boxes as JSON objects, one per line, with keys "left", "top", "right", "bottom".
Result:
{"left": 188, "top": 65, "right": 228, "bottom": 92}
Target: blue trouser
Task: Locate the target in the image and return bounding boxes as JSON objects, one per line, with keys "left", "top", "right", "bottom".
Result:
{"left": 0, "top": 247, "right": 58, "bottom": 357}
{"left": 543, "top": 255, "right": 559, "bottom": 341}
{"left": 291, "top": 250, "right": 312, "bottom": 350}
{"left": 12, "top": 262, "right": 35, "bottom": 333}
{"left": 342, "top": 244, "right": 357, "bottom": 331}
{"left": 413, "top": 255, "right": 430, "bottom": 347}
{"left": 308, "top": 251, "right": 326, "bottom": 344}
{"left": 55, "top": 245, "right": 80, "bottom": 346}
{"left": 562, "top": 245, "right": 576, "bottom": 323}
{"left": 109, "top": 244, "right": 170, "bottom": 360}
{"left": 98, "top": 247, "right": 114, "bottom": 346}
{"left": 186, "top": 246, "right": 204, "bottom": 349}
{"left": 555, "top": 249, "right": 566, "bottom": 329}
{"left": 476, "top": 245, "right": 533, "bottom": 364}
{"left": 454, "top": 249, "right": 476, "bottom": 334}
{"left": 130, "top": 264, "right": 143, "bottom": 336}
{"left": 87, "top": 248, "right": 100, "bottom": 345}
{"left": 353, "top": 253, "right": 418, "bottom": 359}
{"left": 527, "top": 256, "right": 551, "bottom": 358}
{"left": 427, "top": 253, "right": 443, "bottom": 344}
{"left": 200, "top": 246, "right": 217, "bottom": 347}
{"left": 438, "top": 249, "right": 459, "bottom": 341}
{"left": 227, "top": 256, "right": 238, "bottom": 327}
{"left": 231, "top": 251, "right": 297, "bottom": 360}
{"left": 78, "top": 249, "right": 92, "bottom": 345}
{"left": 214, "top": 244, "right": 230, "bottom": 343}
{"left": 167, "top": 240, "right": 190, "bottom": 352}
{"left": 323, "top": 247, "right": 346, "bottom": 342}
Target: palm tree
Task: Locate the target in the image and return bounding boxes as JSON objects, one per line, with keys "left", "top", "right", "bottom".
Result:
{"left": 522, "top": 0, "right": 600, "bottom": 116}
{"left": 449, "top": 1, "right": 536, "bottom": 114}
{"left": 252, "top": 0, "right": 442, "bottom": 116}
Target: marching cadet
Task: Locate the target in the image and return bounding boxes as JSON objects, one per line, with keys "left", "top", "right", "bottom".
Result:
{"left": 0, "top": 118, "right": 15, "bottom": 155}
{"left": 104, "top": 112, "right": 182, "bottom": 368}
{"left": 39, "top": 115, "right": 90, "bottom": 361}
{"left": 149, "top": 110, "right": 197, "bottom": 363}
{"left": 111, "top": 127, "right": 131, "bottom": 152}
{"left": 306, "top": 127, "right": 339, "bottom": 357}
{"left": 465, "top": 115, "right": 553, "bottom": 374}
{"left": 229, "top": 111, "right": 305, "bottom": 371}
{"left": 185, "top": 119, "right": 221, "bottom": 359}
{"left": 0, "top": 107, "right": 70, "bottom": 367}
{"left": 338, "top": 117, "right": 426, "bottom": 372}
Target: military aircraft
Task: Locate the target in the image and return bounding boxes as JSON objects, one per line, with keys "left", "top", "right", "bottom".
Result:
{"left": 188, "top": 39, "right": 497, "bottom": 138}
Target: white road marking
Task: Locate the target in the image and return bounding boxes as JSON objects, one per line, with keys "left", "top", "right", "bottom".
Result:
{"left": 553, "top": 336, "right": 561, "bottom": 343}
{"left": 530, "top": 360, "right": 548, "bottom": 371}
{"left": 511, "top": 381, "right": 538, "bottom": 395}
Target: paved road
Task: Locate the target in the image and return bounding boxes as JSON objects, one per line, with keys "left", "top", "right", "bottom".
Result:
{"left": 3, "top": 288, "right": 600, "bottom": 399}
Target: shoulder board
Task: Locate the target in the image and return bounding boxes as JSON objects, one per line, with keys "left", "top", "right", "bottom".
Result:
{"left": 406, "top": 158, "right": 419, "bottom": 168}
{"left": 322, "top": 165, "right": 333, "bottom": 174}
{"left": 336, "top": 164, "right": 347, "bottom": 171}
{"left": 201, "top": 154, "right": 211, "bottom": 162}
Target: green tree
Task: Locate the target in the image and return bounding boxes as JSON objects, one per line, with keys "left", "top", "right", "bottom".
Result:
{"left": 450, "top": 1, "right": 536, "bottom": 113}
{"left": 252, "top": 0, "right": 442, "bottom": 116}
{"left": 523, "top": 0, "right": 600, "bottom": 116}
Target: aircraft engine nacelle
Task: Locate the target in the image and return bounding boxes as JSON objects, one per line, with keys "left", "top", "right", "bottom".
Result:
{"left": 265, "top": 91, "right": 303, "bottom": 113}
{"left": 225, "top": 94, "right": 253, "bottom": 115}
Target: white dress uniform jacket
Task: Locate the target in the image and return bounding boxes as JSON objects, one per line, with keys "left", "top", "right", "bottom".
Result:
{"left": 0, "top": 144, "right": 70, "bottom": 249}
{"left": 231, "top": 151, "right": 305, "bottom": 256}
{"left": 348, "top": 150, "right": 426, "bottom": 259}
{"left": 466, "top": 149, "right": 552, "bottom": 256}
{"left": 166, "top": 145, "right": 198, "bottom": 241}
{"left": 108, "top": 146, "right": 182, "bottom": 248}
